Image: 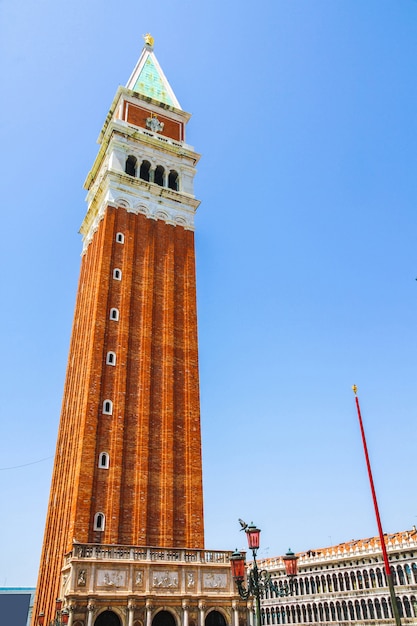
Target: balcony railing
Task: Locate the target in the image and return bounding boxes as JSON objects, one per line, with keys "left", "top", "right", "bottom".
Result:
{"left": 66, "top": 544, "right": 232, "bottom": 565}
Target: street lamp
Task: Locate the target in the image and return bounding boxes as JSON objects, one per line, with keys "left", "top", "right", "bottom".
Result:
{"left": 230, "top": 521, "right": 298, "bottom": 626}
{"left": 38, "top": 599, "right": 69, "bottom": 626}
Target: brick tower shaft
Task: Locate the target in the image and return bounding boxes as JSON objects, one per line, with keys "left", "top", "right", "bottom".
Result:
{"left": 33, "top": 38, "right": 205, "bottom": 625}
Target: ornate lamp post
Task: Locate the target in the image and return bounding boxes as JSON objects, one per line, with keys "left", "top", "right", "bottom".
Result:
{"left": 38, "top": 599, "right": 69, "bottom": 626}
{"left": 230, "top": 521, "right": 298, "bottom": 626}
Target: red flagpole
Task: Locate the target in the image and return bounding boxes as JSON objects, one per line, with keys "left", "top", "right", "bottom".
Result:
{"left": 352, "top": 385, "right": 401, "bottom": 626}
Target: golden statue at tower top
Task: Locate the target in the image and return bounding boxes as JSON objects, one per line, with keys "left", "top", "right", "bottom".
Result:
{"left": 143, "top": 33, "right": 154, "bottom": 49}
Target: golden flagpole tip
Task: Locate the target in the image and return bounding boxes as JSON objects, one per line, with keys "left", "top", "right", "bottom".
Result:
{"left": 352, "top": 385, "right": 358, "bottom": 395}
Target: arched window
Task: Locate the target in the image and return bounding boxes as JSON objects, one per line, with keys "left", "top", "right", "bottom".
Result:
{"left": 336, "top": 602, "right": 342, "bottom": 621}
{"left": 375, "top": 599, "right": 382, "bottom": 619}
{"left": 404, "top": 596, "right": 412, "bottom": 618}
{"left": 376, "top": 567, "right": 384, "bottom": 587}
{"left": 110, "top": 308, "right": 119, "bottom": 321}
{"left": 363, "top": 569, "right": 369, "bottom": 588}
{"left": 342, "top": 602, "right": 349, "bottom": 621}
{"left": 361, "top": 599, "right": 367, "bottom": 619}
{"left": 125, "top": 155, "right": 137, "bottom": 176}
{"left": 368, "top": 599, "right": 375, "bottom": 620}
{"left": 348, "top": 601, "right": 355, "bottom": 620}
{"left": 357, "top": 570, "right": 363, "bottom": 589}
{"left": 106, "top": 351, "right": 116, "bottom": 366}
{"left": 154, "top": 165, "right": 165, "bottom": 186}
{"left": 168, "top": 169, "right": 179, "bottom": 191}
{"left": 332, "top": 573, "right": 338, "bottom": 591}
{"left": 412, "top": 596, "right": 417, "bottom": 618}
{"left": 382, "top": 598, "right": 389, "bottom": 619}
{"left": 397, "top": 597, "right": 404, "bottom": 618}
{"left": 330, "top": 603, "right": 336, "bottom": 621}
{"left": 116, "top": 232, "right": 124, "bottom": 244}
{"left": 94, "top": 512, "right": 105, "bottom": 531}
{"left": 370, "top": 568, "right": 376, "bottom": 588}
{"left": 98, "top": 452, "right": 109, "bottom": 469}
{"left": 103, "top": 399, "right": 113, "bottom": 415}
{"left": 338, "top": 572, "right": 344, "bottom": 591}
{"left": 398, "top": 565, "right": 405, "bottom": 585}
{"left": 140, "top": 160, "right": 151, "bottom": 181}
{"left": 405, "top": 564, "right": 412, "bottom": 584}
{"left": 113, "top": 268, "right": 122, "bottom": 280}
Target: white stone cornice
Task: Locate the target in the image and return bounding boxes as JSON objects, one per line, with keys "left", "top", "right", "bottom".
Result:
{"left": 80, "top": 173, "right": 198, "bottom": 253}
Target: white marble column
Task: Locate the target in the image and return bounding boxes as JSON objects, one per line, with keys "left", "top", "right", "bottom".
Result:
{"left": 247, "top": 600, "right": 254, "bottom": 626}
{"left": 146, "top": 599, "right": 153, "bottom": 626}
{"left": 198, "top": 600, "right": 206, "bottom": 626}
{"left": 232, "top": 601, "right": 239, "bottom": 626}
{"left": 67, "top": 604, "right": 75, "bottom": 626}
{"left": 127, "top": 600, "right": 136, "bottom": 626}
{"left": 87, "top": 601, "right": 95, "bottom": 626}
{"left": 182, "top": 600, "right": 189, "bottom": 626}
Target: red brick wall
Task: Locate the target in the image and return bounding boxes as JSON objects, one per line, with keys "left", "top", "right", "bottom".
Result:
{"left": 32, "top": 207, "right": 204, "bottom": 624}
{"left": 125, "top": 102, "right": 183, "bottom": 141}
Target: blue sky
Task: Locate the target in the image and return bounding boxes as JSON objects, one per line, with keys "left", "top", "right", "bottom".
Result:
{"left": 1, "top": 0, "right": 416, "bottom": 586}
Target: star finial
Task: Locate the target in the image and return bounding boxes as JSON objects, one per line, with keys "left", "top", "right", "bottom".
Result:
{"left": 352, "top": 385, "right": 358, "bottom": 395}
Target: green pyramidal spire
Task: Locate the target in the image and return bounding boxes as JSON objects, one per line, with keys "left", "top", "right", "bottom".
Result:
{"left": 126, "top": 34, "right": 181, "bottom": 109}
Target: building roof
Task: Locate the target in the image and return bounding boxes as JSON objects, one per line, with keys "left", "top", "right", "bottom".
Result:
{"left": 125, "top": 35, "right": 181, "bottom": 109}
{"left": 258, "top": 527, "right": 417, "bottom": 570}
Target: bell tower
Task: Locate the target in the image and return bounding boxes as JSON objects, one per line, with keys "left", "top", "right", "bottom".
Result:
{"left": 32, "top": 37, "right": 243, "bottom": 626}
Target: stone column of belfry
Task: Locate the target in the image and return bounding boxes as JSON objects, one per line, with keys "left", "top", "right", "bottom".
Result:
{"left": 32, "top": 35, "right": 204, "bottom": 625}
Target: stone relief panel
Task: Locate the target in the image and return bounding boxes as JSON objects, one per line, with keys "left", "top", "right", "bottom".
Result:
{"left": 152, "top": 570, "right": 179, "bottom": 588}
{"left": 186, "top": 570, "right": 196, "bottom": 589}
{"left": 203, "top": 572, "right": 227, "bottom": 589}
{"left": 97, "top": 569, "right": 127, "bottom": 588}
{"left": 134, "top": 570, "right": 144, "bottom": 587}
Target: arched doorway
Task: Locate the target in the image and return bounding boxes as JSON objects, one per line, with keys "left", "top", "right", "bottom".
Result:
{"left": 152, "top": 611, "right": 177, "bottom": 626}
{"left": 205, "top": 611, "right": 227, "bottom": 626}
{"left": 95, "top": 611, "right": 121, "bottom": 626}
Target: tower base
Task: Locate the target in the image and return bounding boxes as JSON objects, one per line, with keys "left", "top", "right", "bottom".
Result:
{"left": 57, "top": 543, "right": 247, "bottom": 626}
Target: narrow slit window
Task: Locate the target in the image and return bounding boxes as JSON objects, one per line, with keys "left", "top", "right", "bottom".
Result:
{"left": 106, "top": 351, "right": 116, "bottom": 366}
{"left": 98, "top": 452, "right": 110, "bottom": 469}
{"left": 116, "top": 232, "right": 124, "bottom": 244}
{"left": 110, "top": 308, "right": 119, "bottom": 321}
{"left": 113, "top": 268, "right": 122, "bottom": 280}
{"left": 94, "top": 512, "right": 105, "bottom": 531}
{"left": 103, "top": 400, "right": 113, "bottom": 415}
